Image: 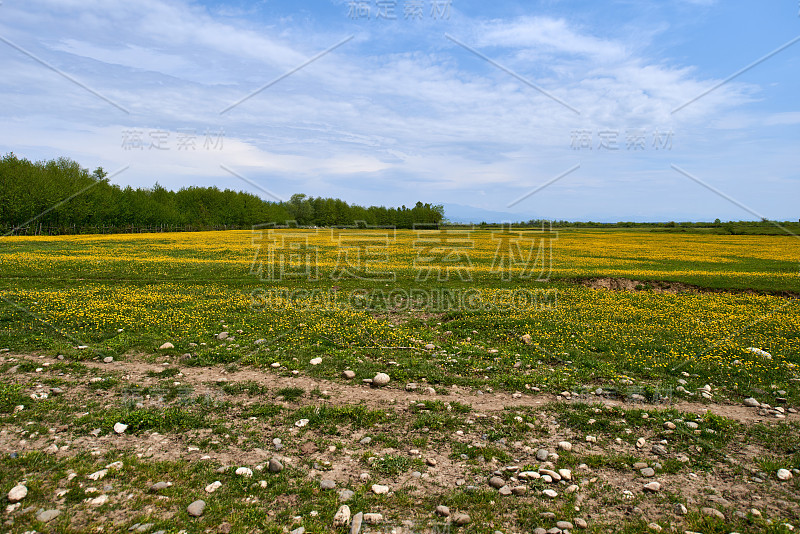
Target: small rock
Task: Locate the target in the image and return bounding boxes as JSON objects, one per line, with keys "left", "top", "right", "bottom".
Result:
{"left": 205, "top": 481, "right": 222, "bottom": 493}
{"left": 338, "top": 489, "right": 355, "bottom": 502}
{"left": 636, "top": 437, "right": 646, "bottom": 448}
{"left": 426, "top": 458, "right": 437, "bottom": 467}
{"left": 663, "top": 421, "right": 676, "bottom": 430}
{"left": 511, "top": 486, "right": 527, "bottom": 496}
{"left": 498, "top": 485, "right": 512, "bottom": 496}
{"left": 37, "top": 509, "right": 61, "bottom": 522}
{"left": 158, "top": 342, "right": 174, "bottom": 350}
{"left": 558, "top": 468, "right": 572, "bottom": 480}
{"left": 216, "top": 332, "right": 228, "bottom": 340}
{"left": 351, "top": 511, "right": 363, "bottom": 534}
{"left": 342, "top": 370, "right": 356, "bottom": 379}
{"left": 542, "top": 489, "right": 558, "bottom": 498}
{"left": 320, "top": 479, "right": 336, "bottom": 490}
{"left": 557, "top": 441, "right": 572, "bottom": 451}
{"left": 651, "top": 444, "right": 668, "bottom": 456}
{"left": 488, "top": 476, "right": 505, "bottom": 489}
{"left": 521, "top": 334, "right": 532, "bottom": 344}
{"left": 640, "top": 468, "right": 655, "bottom": 477}
{"left": 574, "top": 518, "right": 588, "bottom": 529}
{"left": 310, "top": 357, "right": 322, "bottom": 366}
{"left": 372, "top": 373, "right": 390, "bottom": 387}
{"left": 777, "top": 468, "right": 793, "bottom": 481}
{"left": 268, "top": 459, "right": 283, "bottom": 473}
{"left": 187, "top": 500, "right": 206, "bottom": 517}
{"left": 435, "top": 505, "right": 450, "bottom": 517}
{"left": 88, "top": 469, "right": 108, "bottom": 481}
{"left": 334, "top": 505, "right": 351, "bottom": 527}
{"left": 113, "top": 422, "right": 128, "bottom": 434}
{"left": 565, "top": 484, "right": 579, "bottom": 494}
{"left": 556, "top": 521, "right": 574, "bottom": 530}
{"left": 371, "top": 484, "right": 389, "bottom": 494}
{"left": 686, "top": 421, "right": 699, "bottom": 430}
{"left": 363, "top": 513, "right": 383, "bottom": 524}
{"left": 536, "top": 448, "right": 549, "bottom": 461}
{"left": 743, "top": 397, "right": 760, "bottom": 407}
{"left": 235, "top": 467, "right": 253, "bottom": 477}
{"left": 8, "top": 484, "right": 27, "bottom": 503}
{"left": 701, "top": 507, "right": 724, "bottom": 520}
{"left": 674, "top": 503, "right": 687, "bottom": 515}
{"left": 643, "top": 481, "right": 661, "bottom": 492}
{"left": 149, "top": 482, "right": 172, "bottom": 492}
{"left": 647, "top": 523, "right": 662, "bottom": 532}
{"left": 452, "top": 512, "right": 471, "bottom": 526}
{"left": 103, "top": 356, "right": 114, "bottom": 363}
{"left": 290, "top": 528, "right": 304, "bottom": 534}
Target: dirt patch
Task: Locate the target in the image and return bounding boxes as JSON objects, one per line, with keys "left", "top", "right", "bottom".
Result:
{"left": 576, "top": 277, "right": 698, "bottom": 294}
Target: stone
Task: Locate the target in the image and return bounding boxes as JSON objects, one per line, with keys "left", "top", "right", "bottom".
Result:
{"left": 149, "top": 482, "right": 172, "bottom": 492}
{"left": 452, "top": 513, "right": 471, "bottom": 526}
{"left": 320, "top": 479, "right": 336, "bottom": 490}
{"left": 542, "top": 489, "right": 558, "bottom": 498}
{"left": 103, "top": 356, "right": 114, "bottom": 363}
{"left": 743, "top": 397, "right": 760, "bottom": 407}
{"left": 235, "top": 467, "right": 253, "bottom": 477}
{"left": 342, "top": 370, "right": 356, "bottom": 379}
{"left": 498, "top": 485, "right": 512, "bottom": 496}
{"left": 558, "top": 468, "right": 572, "bottom": 480}
{"left": 557, "top": 441, "right": 572, "bottom": 451}
{"left": 674, "top": 503, "right": 687, "bottom": 515}
{"left": 216, "top": 332, "right": 228, "bottom": 340}
{"left": 435, "top": 505, "right": 450, "bottom": 517}
{"left": 371, "top": 484, "right": 389, "bottom": 494}
{"left": 339, "top": 489, "right": 355, "bottom": 502}
{"left": 363, "top": 513, "right": 383, "bottom": 524}
{"left": 643, "top": 482, "right": 661, "bottom": 492}
{"left": 426, "top": 458, "right": 437, "bottom": 467}
{"left": 686, "top": 421, "right": 699, "bottom": 429}
{"left": 647, "top": 523, "right": 662, "bottom": 532}
{"left": 574, "top": 518, "right": 588, "bottom": 529}
{"left": 205, "top": 481, "right": 222, "bottom": 493}
{"left": 334, "top": 505, "right": 351, "bottom": 527}
{"left": 777, "top": 468, "right": 793, "bottom": 481}
{"left": 372, "top": 373, "right": 390, "bottom": 387}
{"left": 187, "top": 500, "right": 206, "bottom": 517}
{"left": 219, "top": 523, "right": 232, "bottom": 534}
{"left": 556, "top": 521, "right": 573, "bottom": 530}
{"left": 651, "top": 445, "right": 668, "bottom": 456}
{"left": 37, "top": 509, "right": 61, "bottom": 522}
{"left": 158, "top": 342, "right": 174, "bottom": 350}
{"left": 488, "top": 476, "right": 505, "bottom": 489}
{"left": 640, "top": 468, "right": 655, "bottom": 477}
{"left": 8, "top": 484, "right": 27, "bottom": 503}
{"left": 701, "top": 507, "right": 724, "bottom": 520}
{"left": 310, "top": 357, "right": 322, "bottom": 365}
{"left": 113, "top": 422, "right": 128, "bottom": 434}
{"left": 536, "top": 448, "right": 549, "bottom": 461}
{"left": 350, "top": 512, "right": 363, "bottom": 534}
{"left": 521, "top": 334, "right": 532, "bottom": 345}
{"left": 636, "top": 437, "right": 646, "bottom": 448}
{"left": 290, "top": 528, "right": 304, "bottom": 534}
{"left": 88, "top": 469, "right": 108, "bottom": 480}
{"left": 565, "top": 484, "right": 579, "bottom": 494}
{"left": 511, "top": 486, "right": 527, "bottom": 496}
{"left": 268, "top": 459, "right": 283, "bottom": 473}
{"left": 663, "top": 421, "right": 676, "bottom": 430}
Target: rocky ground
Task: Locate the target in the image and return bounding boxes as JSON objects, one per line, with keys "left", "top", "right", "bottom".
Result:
{"left": 1, "top": 351, "right": 798, "bottom": 534}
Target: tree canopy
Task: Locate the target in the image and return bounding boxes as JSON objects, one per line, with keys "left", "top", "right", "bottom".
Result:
{"left": 0, "top": 153, "right": 444, "bottom": 233}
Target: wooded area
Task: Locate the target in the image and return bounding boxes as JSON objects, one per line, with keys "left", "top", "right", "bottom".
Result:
{"left": 0, "top": 154, "right": 444, "bottom": 234}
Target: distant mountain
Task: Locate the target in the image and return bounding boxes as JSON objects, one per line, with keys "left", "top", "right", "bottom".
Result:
{"left": 442, "top": 203, "right": 530, "bottom": 224}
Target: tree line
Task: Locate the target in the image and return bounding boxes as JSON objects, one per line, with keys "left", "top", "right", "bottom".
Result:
{"left": 0, "top": 154, "right": 444, "bottom": 234}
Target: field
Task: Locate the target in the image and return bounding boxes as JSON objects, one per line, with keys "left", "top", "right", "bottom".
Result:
{"left": 1, "top": 228, "right": 799, "bottom": 533}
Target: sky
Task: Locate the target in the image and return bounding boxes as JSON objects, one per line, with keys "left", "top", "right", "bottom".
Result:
{"left": 0, "top": 0, "right": 798, "bottom": 222}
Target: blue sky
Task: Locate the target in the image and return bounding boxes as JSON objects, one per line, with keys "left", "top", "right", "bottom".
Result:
{"left": 1, "top": 0, "right": 798, "bottom": 221}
